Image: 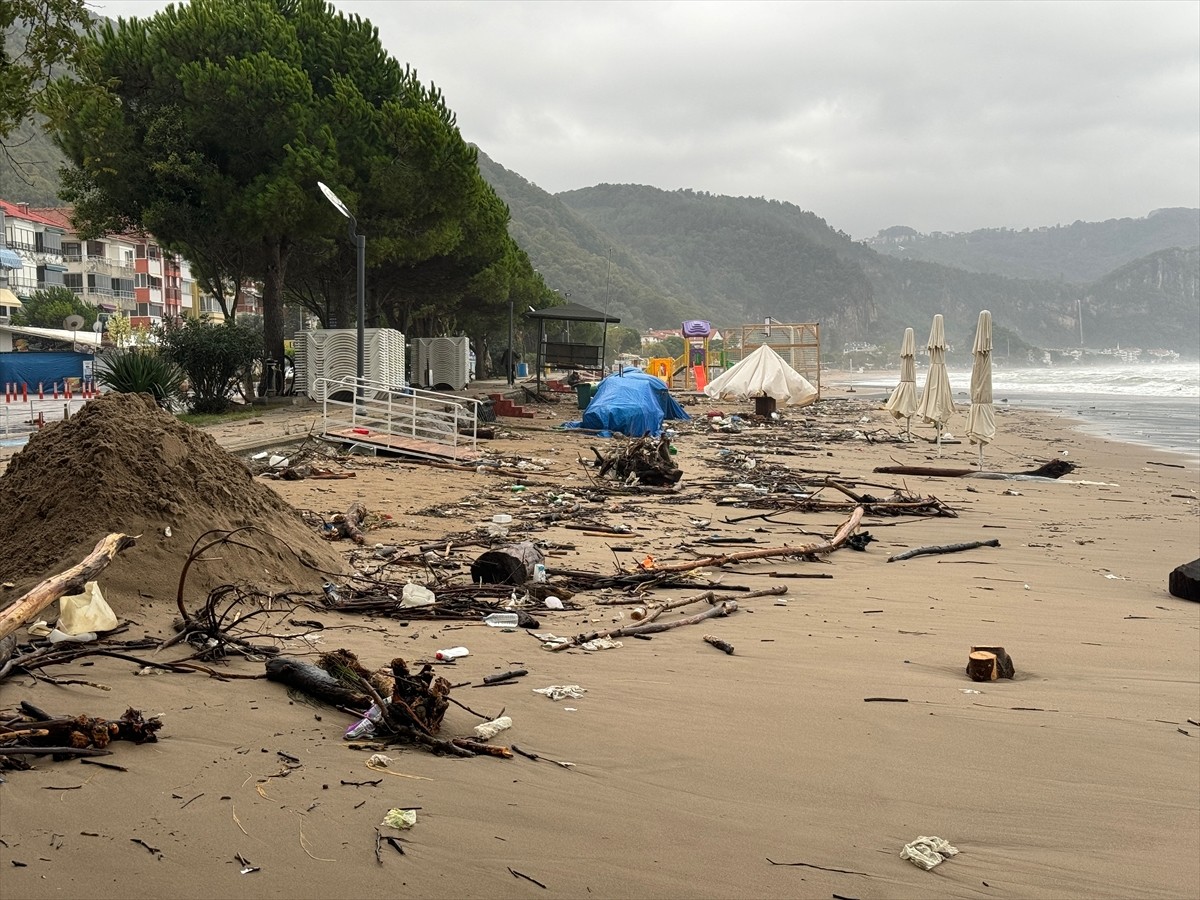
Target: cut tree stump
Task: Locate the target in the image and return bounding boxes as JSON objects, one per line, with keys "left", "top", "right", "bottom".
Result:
{"left": 966, "top": 645, "right": 1015, "bottom": 681}
{"left": 967, "top": 651, "right": 998, "bottom": 681}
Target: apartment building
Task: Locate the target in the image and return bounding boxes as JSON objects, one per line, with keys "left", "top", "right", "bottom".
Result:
{"left": 0, "top": 200, "right": 69, "bottom": 321}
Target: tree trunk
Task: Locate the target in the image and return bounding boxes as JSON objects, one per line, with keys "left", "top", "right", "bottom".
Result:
{"left": 262, "top": 236, "right": 291, "bottom": 377}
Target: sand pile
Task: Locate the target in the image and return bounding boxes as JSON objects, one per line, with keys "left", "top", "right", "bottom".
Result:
{"left": 0, "top": 393, "right": 346, "bottom": 614}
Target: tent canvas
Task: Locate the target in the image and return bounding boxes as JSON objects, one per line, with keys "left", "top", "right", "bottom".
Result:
{"left": 702, "top": 343, "right": 817, "bottom": 407}
{"left": 567, "top": 369, "right": 689, "bottom": 436}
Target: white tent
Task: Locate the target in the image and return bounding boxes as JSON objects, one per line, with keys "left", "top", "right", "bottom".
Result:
{"left": 884, "top": 326, "right": 918, "bottom": 439}
{"left": 966, "top": 310, "right": 996, "bottom": 469}
{"left": 703, "top": 343, "right": 817, "bottom": 407}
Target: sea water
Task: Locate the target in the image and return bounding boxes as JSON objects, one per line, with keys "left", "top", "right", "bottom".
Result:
{"left": 854, "top": 362, "right": 1200, "bottom": 460}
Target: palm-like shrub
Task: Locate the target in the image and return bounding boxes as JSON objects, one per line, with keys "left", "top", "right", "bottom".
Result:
{"left": 96, "top": 347, "right": 187, "bottom": 409}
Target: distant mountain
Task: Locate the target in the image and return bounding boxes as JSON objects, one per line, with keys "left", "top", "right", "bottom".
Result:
{"left": 867, "top": 209, "right": 1200, "bottom": 283}
{"left": 1079, "top": 246, "right": 1200, "bottom": 352}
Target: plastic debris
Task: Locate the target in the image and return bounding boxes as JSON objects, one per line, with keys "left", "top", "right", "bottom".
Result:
{"left": 900, "top": 836, "right": 959, "bottom": 870}
{"left": 473, "top": 715, "right": 513, "bottom": 740}
{"left": 580, "top": 638, "right": 622, "bottom": 651}
{"left": 534, "top": 632, "right": 571, "bottom": 651}
{"left": 58, "top": 581, "right": 119, "bottom": 634}
{"left": 532, "top": 685, "right": 586, "bottom": 701}
{"left": 544, "top": 596, "right": 564, "bottom": 610}
{"left": 382, "top": 808, "right": 417, "bottom": 830}
{"left": 400, "top": 583, "right": 437, "bottom": 607}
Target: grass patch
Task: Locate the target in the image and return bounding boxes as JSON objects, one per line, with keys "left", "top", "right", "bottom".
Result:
{"left": 178, "top": 407, "right": 263, "bottom": 428}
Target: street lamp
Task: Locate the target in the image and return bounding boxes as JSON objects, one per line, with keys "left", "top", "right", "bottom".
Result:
{"left": 317, "top": 181, "right": 366, "bottom": 397}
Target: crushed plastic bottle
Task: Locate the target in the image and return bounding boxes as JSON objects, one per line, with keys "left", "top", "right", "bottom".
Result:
{"left": 483, "top": 612, "right": 520, "bottom": 628}
{"left": 344, "top": 703, "right": 385, "bottom": 740}
{"left": 435, "top": 646, "right": 469, "bottom": 661}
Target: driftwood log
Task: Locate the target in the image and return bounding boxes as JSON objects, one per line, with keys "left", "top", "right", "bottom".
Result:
{"left": 703, "top": 634, "right": 735, "bottom": 655}
{"left": 265, "top": 656, "right": 372, "bottom": 708}
{"left": 591, "top": 435, "right": 682, "bottom": 487}
{"left": 326, "top": 501, "right": 368, "bottom": 544}
{"left": 0, "top": 533, "right": 136, "bottom": 641}
{"left": 873, "top": 459, "right": 1076, "bottom": 479}
{"left": 887, "top": 539, "right": 1000, "bottom": 563}
{"left": 0, "top": 706, "right": 162, "bottom": 763}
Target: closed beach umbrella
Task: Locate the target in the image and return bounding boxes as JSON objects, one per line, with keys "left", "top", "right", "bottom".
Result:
{"left": 915, "top": 314, "right": 955, "bottom": 455}
{"left": 884, "top": 327, "right": 918, "bottom": 440}
{"left": 966, "top": 309, "right": 996, "bottom": 469}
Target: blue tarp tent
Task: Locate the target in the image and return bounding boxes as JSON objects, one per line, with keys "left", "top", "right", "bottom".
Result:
{"left": 565, "top": 369, "right": 690, "bottom": 436}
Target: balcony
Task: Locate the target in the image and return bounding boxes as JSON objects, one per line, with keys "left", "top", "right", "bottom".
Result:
{"left": 85, "top": 255, "right": 135, "bottom": 276}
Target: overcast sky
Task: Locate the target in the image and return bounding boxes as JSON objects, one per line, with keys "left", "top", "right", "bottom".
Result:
{"left": 93, "top": 0, "right": 1200, "bottom": 239}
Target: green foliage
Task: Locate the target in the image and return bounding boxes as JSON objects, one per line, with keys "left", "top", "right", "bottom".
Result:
{"left": 96, "top": 347, "right": 186, "bottom": 409}
{"left": 0, "top": 0, "right": 91, "bottom": 140}
{"left": 43, "top": 0, "right": 505, "bottom": 372}
{"left": 156, "top": 316, "right": 262, "bottom": 414}
{"left": 105, "top": 311, "right": 131, "bottom": 347}
{"left": 10, "top": 285, "right": 98, "bottom": 329}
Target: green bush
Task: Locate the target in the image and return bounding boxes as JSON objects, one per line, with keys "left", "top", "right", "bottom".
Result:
{"left": 156, "top": 317, "right": 262, "bottom": 414}
{"left": 96, "top": 347, "right": 186, "bottom": 409}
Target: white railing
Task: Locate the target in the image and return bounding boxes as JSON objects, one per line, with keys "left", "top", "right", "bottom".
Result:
{"left": 315, "top": 376, "right": 480, "bottom": 458}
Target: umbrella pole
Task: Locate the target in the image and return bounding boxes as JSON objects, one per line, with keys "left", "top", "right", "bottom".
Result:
{"left": 905, "top": 417, "right": 911, "bottom": 442}
{"left": 936, "top": 427, "right": 942, "bottom": 456}
{"left": 978, "top": 443, "right": 984, "bottom": 471}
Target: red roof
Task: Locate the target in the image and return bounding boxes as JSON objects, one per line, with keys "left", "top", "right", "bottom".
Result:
{"left": 0, "top": 199, "right": 71, "bottom": 229}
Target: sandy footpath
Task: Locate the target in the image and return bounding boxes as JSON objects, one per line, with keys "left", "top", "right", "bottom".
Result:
{"left": 1, "top": 376, "right": 1197, "bottom": 900}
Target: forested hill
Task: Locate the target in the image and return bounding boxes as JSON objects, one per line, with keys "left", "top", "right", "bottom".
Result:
{"left": 474, "top": 151, "right": 692, "bottom": 329}
{"left": 556, "top": 184, "right": 876, "bottom": 346}
{"left": 867, "top": 209, "right": 1200, "bottom": 283}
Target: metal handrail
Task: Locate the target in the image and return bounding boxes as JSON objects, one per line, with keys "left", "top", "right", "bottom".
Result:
{"left": 314, "top": 376, "right": 480, "bottom": 458}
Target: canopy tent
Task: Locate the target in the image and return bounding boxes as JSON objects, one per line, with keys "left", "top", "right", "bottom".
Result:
{"left": 884, "top": 327, "right": 918, "bottom": 439}
{"left": 966, "top": 310, "right": 996, "bottom": 469}
{"left": 915, "top": 314, "right": 955, "bottom": 455}
{"left": 702, "top": 343, "right": 817, "bottom": 407}
{"left": 525, "top": 302, "right": 620, "bottom": 391}
{"left": 566, "top": 369, "right": 689, "bottom": 437}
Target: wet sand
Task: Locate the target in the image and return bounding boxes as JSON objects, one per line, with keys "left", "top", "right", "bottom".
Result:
{"left": 2, "top": 378, "right": 1197, "bottom": 899}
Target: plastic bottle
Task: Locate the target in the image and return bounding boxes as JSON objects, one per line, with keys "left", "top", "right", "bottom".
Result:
{"left": 532, "top": 563, "right": 547, "bottom": 583}
{"left": 483, "top": 612, "right": 519, "bottom": 628}
{"left": 344, "top": 703, "right": 385, "bottom": 740}
{"left": 511, "top": 485, "right": 526, "bottom": 493}
{"left": 435, "top": 646, "right": 469, "bottom": 660}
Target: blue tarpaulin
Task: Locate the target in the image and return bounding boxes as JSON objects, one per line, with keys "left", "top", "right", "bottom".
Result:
{"left": 564, "top": 369, "right": 689, "bottom": 437}
{"left": 0, "top": 352, "right": 89, "bottom": 388}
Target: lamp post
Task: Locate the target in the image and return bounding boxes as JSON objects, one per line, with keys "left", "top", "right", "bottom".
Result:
{"left": 507, "top": 295, "right": 515, "bottom": 386}
{"left": 317, "top": 181, "right": 366, "bottom": 397}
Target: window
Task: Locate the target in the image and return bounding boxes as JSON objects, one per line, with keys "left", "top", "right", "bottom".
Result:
{"left": 149, "top": 276, "right": 162, "bottom": 290}
{"left": 63, "top": 241, "right": 82, "bottom": 260}
{"left": 135, "top": 245, "right": 146, "bottom": 259}
{"left": 64, "top": 273, "right": 83, "bottom": 292}
{"left": 86, "top": 240, "right": 106, "bottom": 258}
{"left": 135, "top": 273, "right": 148, "bottom": 288}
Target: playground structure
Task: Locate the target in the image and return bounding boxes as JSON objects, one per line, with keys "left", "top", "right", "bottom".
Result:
{"left": 651, "top": 320, "right": 822, "bottom": 399}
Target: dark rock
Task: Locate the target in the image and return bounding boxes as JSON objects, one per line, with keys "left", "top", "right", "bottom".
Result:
{"left": 1168, "top": 559, "right": 1200, "bottom": 602}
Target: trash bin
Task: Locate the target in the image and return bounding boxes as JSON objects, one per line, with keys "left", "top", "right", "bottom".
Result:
{"left": 516, "top": 362, "right": 529, "bottom": 378}
{"left": 575, "top": 382, "right": 593, "bottom": 410}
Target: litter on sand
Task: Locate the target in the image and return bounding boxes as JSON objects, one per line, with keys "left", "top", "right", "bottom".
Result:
{"left": 900, "top": 835, "right": 960, "bottom": 870}
{"left": 532, "top": 685, "right": 586, "bottom": 701}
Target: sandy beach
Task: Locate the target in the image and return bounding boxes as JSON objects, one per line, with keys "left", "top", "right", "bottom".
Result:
{"left": 1, "top": 375, "right": 1197, "bottom": 900}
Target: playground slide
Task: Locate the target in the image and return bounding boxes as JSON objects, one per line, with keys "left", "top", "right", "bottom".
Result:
{"left": 691, "top": 365, "right": 707, "bottom": 392}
